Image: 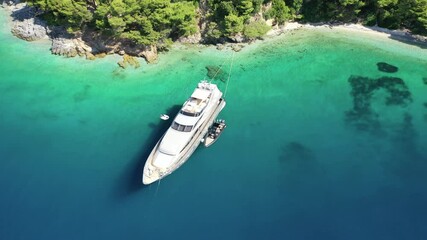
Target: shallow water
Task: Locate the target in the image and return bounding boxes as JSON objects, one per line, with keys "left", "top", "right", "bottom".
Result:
{"left": 1, "top": 9, "right": 427, "bottom": 240}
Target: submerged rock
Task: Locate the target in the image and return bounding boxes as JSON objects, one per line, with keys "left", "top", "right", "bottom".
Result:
{"left": 117, "top": 61, "right": 126, "bottom": 69}
{"left": 205, "top": 65, "right": 228, "bottom": 82}
{"left": 206, "top": 65, "right": 221, "bottom": 79}
{"left": 117, "top": 54, "right": 140, "bottom": 69}
{"left": 377, "top": 62, "right": 398, "bottom": 73}
{"left": 73, "top": 85, "right": 91, "bottom": 102}
{"left": 279, "top": 142, "right": 314, "bottom": 162}
{"left": 423, "top": 77, "right": 427, "bottom": 85}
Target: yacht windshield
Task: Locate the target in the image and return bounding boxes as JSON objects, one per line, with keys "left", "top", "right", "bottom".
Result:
{"left": 180, "top": 110, "right": 201, "bottom": 117}
{"left": 171, "top": 121, "right": 193, "bottom": 132}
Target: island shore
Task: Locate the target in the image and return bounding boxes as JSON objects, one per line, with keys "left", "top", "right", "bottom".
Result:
{"left": 1, "top": 0, "right": 426, "bottom": 65}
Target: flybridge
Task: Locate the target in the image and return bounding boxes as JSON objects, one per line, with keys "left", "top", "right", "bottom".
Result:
{"left": 181, "top": 96, "right": 208, "bottom": 115}
{"left": 181, "top": 82, "right": 214, "bottom": 116}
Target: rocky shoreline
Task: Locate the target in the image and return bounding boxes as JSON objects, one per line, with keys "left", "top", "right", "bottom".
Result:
{"left": 2, "top": 1, "right": 159, "bottom": 66}
{"left": 2, "top": 1, "right": 426, "bottom": 67}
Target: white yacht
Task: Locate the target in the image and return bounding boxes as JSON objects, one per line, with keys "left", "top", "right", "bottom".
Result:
{"left": 142, "top": 81, "right": 226, "bottom": 185}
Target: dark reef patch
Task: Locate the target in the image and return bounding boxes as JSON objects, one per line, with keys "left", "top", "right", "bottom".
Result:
{"left": 424, "top": 102, "right": 427, "bottom": 122}
{"left": 278, "top": 141, "right": 325, "bottom": 186}
{"left": 345, "top": 76, "right": 412, "bottom": 134}
{"left": 205, "top": 65, "right": 228, "bottom": 82}
{"left": 73, "top": 85, "right": 91, "bottom": 102}
{"left": 206, "top": 65, "right": 220, "bottom": 78}
{"left": 279, "top": 142, "right": 315, "bottom": 163}
{"left": 18, "top": 110, "right": 60, "bottom": 121}
{"left": 423, "top": 77, "right": 427, "bottom": 85}
{"left": 112, "top": 68, "right": 126, "bottom": 79}
{"left": 377, "top": 62, "right": 398, "bottom": 73}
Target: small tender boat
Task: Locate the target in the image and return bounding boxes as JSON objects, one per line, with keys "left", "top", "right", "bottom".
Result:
{"left": 204, "top": 119, "right": 226, "bottom": 147}
{"left": 160, "top": 114, "right": 169, "bottom": 120}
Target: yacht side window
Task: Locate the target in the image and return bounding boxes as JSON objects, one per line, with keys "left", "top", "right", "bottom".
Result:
{"left": 184, "top": 125, "right": 193, "bottom": 132}
{"left": 171, "top": 121, "right": 179, "bottom": 130}
{"left": 171, "top": 121, "right": 193, "bottom": 132}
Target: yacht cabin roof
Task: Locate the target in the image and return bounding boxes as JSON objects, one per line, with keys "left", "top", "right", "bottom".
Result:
{"left": 181, "top": 88, "right": 211, "bottom": 115}
{"left": 191, "top": 88, "right": 211, "bottom": 100}
{"left": 174, "top": 114, "right": 198, "bottom": 126}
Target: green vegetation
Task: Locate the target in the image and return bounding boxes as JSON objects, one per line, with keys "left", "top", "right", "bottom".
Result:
{"left": 26, "top": 0, "right": 427, "bottom": 47}
{"left": 264, "top": 0, "right": 291, "bottom": 24}
{"left": 300, "top": 0, "right": 427, "bottom": 34}
{"left": 29, "top": 0, "right": 198, "bottom": 45}
{"left": 244, "top": 20, "right": 270, "bottom": 39}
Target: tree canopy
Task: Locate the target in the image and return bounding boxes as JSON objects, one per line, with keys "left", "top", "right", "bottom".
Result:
{"left": 26, "top": 0, "right": 427, "bottom": 47}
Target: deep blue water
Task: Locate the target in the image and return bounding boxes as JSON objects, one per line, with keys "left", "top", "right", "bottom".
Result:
{"left": 1, "top": 9, "right": 427, "bottom": 240}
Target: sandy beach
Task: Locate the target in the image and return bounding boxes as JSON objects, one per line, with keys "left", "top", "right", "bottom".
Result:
{"left": 268, "top": 22, "right": 427, "bottom": 47}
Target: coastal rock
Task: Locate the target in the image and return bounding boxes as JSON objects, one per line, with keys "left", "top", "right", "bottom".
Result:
{"left": 139, "top": 45, "right": 158, "bottom": 63}
{"left": 216, "top": 44, "right": 224, "bottom": 50}
{"left": 6, "top": 2, "right": 30, "bottom": 15}
{"left": 11, "top": 18, "right": 48, "bottom": 41}
{"left": 9, "top": 4, "right": 48, "bottom": 41}
{"left": 85, "top": 52, "right": 96, "bottom": 60}
{"left": 177, "top": 32, "right": 202, "bottom": 44}
{"left": 51, "top": 37, "right": 92, "bottom": 57}
{"left": 95, "top": 53, "right": 107, "bottom": 58}
{"left": 377, "top": 62, "right": 399, "bottom": 73}
{"left": 51, "top": 38, "right": 78, "bottom": 57}
{"left": 229, "top": 33, "right": 245, "bottom": 43}
{"left": 110, "top": 40, "right": 158, "bottom": 63}
{"left": 231, "top": 44, "right": 244, "bottom": 52}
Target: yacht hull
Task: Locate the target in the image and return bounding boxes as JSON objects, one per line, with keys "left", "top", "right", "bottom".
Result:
{"left": 143, "top": 98, "right": 226, "bottom": 185}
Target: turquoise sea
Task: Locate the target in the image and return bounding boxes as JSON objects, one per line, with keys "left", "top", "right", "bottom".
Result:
{"left": 1, "top": 9, "right": 427, "bottom": 240}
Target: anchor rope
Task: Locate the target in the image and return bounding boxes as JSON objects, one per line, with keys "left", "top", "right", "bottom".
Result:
{"left": 224, "top": 51, "right": 235, "bottom": 98}
{"left": 209, "top": 59, "right": 227, "bottom": 82}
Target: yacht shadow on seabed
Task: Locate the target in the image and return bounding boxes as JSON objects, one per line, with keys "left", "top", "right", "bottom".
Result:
{"left": 113, "top": 104, "right": 181, "bottom": 198}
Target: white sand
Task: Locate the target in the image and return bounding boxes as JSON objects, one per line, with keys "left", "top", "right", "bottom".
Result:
{"left": 267, "top": 22, "right": 427, "bottom": 46}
